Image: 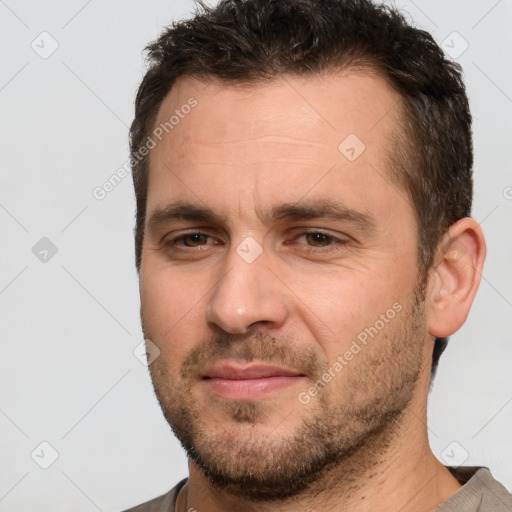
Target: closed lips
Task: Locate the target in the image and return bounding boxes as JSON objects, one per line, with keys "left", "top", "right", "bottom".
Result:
{"left": 202, "top": 363, "right": 304, "bottom": 380}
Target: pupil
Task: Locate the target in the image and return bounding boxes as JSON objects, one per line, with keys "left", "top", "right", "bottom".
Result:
{"left": 186, "top": 234, "right": 204, "bottom": 246}
{"left": 308, "top": 233, "right": 328, "bottom": 246}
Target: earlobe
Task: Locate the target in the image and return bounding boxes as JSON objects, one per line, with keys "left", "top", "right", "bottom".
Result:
{"left": 427, "top": 218, "right": 486, "bottom": 338}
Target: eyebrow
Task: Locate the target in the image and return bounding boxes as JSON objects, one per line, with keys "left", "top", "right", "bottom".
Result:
{"left": 147, "top": 201, "right": 223, "bottom": 232}
{"left": 268, "top": 200, "right": 376, "bottom": 232}
{"left": 146, "top": 199, "right": 376, "bottom": 233}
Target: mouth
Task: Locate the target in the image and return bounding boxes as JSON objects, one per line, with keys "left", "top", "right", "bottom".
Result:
{"left": 201, "top": 361, "right": 306, "bottom": 400}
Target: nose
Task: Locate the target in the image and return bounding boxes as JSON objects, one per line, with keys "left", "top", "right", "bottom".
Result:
{"left": 205, "top": 242, "right": 289, "bottom": 335}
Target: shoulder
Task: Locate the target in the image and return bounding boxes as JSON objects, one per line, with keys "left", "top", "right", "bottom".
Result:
{"left": 474, "top": 468, "right": 512, "bottom": 510}
{"left": 122, "top": 478, "right": 188, "bottom": 512}
{"left": 437, "top": 467, "right": 512, "bottom": 511}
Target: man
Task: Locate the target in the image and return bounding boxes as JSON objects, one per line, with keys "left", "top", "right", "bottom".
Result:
{"left": 125, "top": 0, "right": 511, "bottom": 510}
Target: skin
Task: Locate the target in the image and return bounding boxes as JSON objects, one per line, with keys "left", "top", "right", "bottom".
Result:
{"left": 139, "top": 72, "right": 486, "bottom": 512}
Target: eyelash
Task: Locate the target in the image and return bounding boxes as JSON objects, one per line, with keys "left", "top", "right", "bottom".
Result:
{"left": 166, "top": 230, "right": 347, "bottom": 253}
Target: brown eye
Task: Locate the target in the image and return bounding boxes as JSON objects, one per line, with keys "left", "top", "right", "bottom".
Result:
{"left": 304, "top": 232, "right": 335, "bottom": 247}
{"left": 180, "top": 233, "right": 210, "bottom": 246}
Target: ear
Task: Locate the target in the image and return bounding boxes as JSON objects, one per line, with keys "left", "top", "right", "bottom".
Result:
{"left": 426, "top": 218, "right": 486, "bottom": 338}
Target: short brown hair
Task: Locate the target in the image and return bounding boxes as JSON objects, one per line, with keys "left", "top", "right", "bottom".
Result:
{"left": 130, "top": 0, "right": 473, "bottom": 373}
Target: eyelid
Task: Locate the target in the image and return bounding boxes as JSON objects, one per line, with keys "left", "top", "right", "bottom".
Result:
{"left": 285, "top": 229, "right": 351, "bottom": 254}
{"left": 165, "top": 229, "right": 221, "bottom": 246}
{"left": 291, "top": 228, "right": 346, "bottom": 241}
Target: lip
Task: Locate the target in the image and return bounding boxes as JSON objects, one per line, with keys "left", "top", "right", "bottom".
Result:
{"left": 201, "top": 361, "right": 305, "bottom": 400}
{"left": 202, "top": 361, "right": 303, "bottom": 380}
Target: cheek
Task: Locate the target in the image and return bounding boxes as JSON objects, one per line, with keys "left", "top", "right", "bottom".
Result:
{"left": 140, "top": 263, "right": 207, "bottom": 361}
{"left": 287, "top": 266, "right": 410, "bottom": 358}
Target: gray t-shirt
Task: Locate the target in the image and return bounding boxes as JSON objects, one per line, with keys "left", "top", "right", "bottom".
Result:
{"left": 124, "top": 467, "right": 512, "bottom": 511}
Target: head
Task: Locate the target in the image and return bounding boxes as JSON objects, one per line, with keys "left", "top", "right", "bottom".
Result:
{"left": 131, "top": 0, "right": 485, "bottom": 501}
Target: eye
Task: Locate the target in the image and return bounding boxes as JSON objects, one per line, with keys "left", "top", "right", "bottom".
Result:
{"left": 283, "top": 229, "right": 350, "bottom": 257}
{"left": 179, "top": 233, "right": 210, "bottom": 247}
{"left": 301, "top": 232, "right": 336, "bottom": 247}
{"left": 169, "top": 232, "right": 218, "bottom": 248}
{"left": 295, "top": 231, "right": 342, "bottom": 248}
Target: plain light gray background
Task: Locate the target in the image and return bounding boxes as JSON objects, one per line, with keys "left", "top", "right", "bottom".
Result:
{"left": 1, "top": 0, "right": 511, "bottom": 510}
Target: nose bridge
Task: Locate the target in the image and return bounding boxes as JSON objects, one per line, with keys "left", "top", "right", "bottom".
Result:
{"left": 206, "top": 239, "right": 288, "bottom": 334}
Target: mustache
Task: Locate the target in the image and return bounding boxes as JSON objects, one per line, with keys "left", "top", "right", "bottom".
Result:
{"left": 180, "top": 331, "right": 325, "bottom": 381}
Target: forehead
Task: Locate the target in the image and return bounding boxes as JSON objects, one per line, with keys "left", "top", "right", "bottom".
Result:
{"left": 146, "top": 71, "right": 408, "bottom": 223}
{"left": 154, "top": 70, "right": 401, "bottom": 144}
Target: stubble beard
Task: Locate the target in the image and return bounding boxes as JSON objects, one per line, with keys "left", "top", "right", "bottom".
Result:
{"left": 145, "top": 288, "right": 427, "bottom": 502}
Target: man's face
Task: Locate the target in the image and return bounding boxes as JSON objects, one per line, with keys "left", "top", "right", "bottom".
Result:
{"left": 139, "top": 72, "right": 430, "bottom": 499}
